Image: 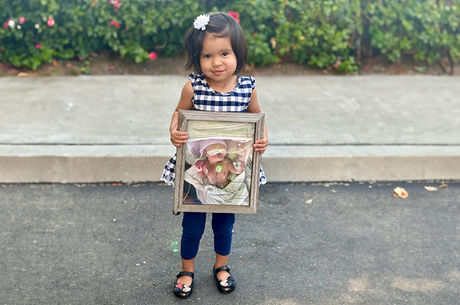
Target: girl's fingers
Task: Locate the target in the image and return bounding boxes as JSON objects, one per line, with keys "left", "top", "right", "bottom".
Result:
{"left": 170, "top": 131, "right": 189, "bottom": 147}
{"left": 172, "top": 131, "right": 189, "bottom": 140}
{"left": 255, "top": 147, "right": 266, "bottom": 154}
{"left": 173, "top": 136, "right": 189, "bottom": 142}
{"left": 171, "top": 139, "right": 187, "bottom": 146}
{"left": 254, "top": 139, "right": 268, "bottom": 147}
{"left": 253, "top": 139, "right": 268, "bottom": 154}
{"left": 172, "top": 131, "right": 188, "bottom": 138}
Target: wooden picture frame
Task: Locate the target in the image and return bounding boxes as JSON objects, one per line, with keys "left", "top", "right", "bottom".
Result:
{"left": 173, "top": 109, "right": 265, "bottom": 214}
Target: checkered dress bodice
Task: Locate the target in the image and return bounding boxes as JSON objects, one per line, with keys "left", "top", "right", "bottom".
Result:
{"left": 190, "top": 73, "right": 254, "bottom": 112}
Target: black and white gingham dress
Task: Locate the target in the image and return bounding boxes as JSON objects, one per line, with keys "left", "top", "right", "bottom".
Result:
{"left": 161, "top": 73, "right": 267, "bottom": 185}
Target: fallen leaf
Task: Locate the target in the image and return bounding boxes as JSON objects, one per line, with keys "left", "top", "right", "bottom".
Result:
{"left": 394, "top": 187, "right": 408, "bottom": 198}
{"left": 424, "top": 186, "right": 437, "bottom": 191}
{"left": 439, "top": 184, "right": 448, "bottom": 189}
{"left": 305, "top": 199, "right": 313, "bottom": 204}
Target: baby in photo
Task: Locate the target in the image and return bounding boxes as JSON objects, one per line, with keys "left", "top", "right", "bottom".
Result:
{"left": 195, "top": 139, "right": 245, "bottom": 188}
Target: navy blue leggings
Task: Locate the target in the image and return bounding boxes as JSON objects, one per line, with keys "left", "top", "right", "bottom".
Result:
{"left": 181, "top": 212, "right": 235, "bottom": 260}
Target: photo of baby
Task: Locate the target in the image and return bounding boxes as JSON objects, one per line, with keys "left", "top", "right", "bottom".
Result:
{"left": 182, "top": 120, "right": 255, "bottom": 206}
{"left": 195, "top": 139, "right": 245, "bottom": 188}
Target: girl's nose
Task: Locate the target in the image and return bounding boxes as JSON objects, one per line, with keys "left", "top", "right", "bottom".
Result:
{"left": 212, "top": 58, "right": 222, "bottom": 66}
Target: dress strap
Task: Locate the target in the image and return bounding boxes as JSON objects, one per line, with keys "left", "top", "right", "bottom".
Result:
{"left": 188, "top": 73, "right": 206, "bottom": 90}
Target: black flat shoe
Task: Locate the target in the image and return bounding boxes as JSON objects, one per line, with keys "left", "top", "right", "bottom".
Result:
{"left": 213, "top": 265, "right": 236, "bottom": 294}
{"left": 173, "top": 271, "right": 194, "bottom": 299}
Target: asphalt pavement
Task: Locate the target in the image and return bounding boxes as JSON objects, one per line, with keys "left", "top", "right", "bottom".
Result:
{"left": 1, "top": 181, "right": 459, "bottom": 304}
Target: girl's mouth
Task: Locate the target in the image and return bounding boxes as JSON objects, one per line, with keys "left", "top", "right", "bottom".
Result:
{"left": 213, "top": 70, "right": 224, "bottom": 75}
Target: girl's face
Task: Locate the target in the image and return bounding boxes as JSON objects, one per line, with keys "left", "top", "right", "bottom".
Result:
{"left": 200, "top": 33, "right": 237, "bottom": 87}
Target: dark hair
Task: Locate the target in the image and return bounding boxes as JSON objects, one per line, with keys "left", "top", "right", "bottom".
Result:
{"left": 184, "top": 12, "right": 248, "bottom": 74}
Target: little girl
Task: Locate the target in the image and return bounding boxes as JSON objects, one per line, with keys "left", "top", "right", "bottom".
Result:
{"left": 161, "top": 12, "right": 268, "bottom": 298}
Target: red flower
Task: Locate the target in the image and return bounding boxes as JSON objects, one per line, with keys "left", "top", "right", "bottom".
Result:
{"left": 149, "top": 52, "right": 157, "bottom": 61}
{"left": 19, "top": 17, "right": 25, "bottom": 24}
{"left": 3, "top": 18, "right": 12, "bottom": 29}
{"left": 228, "top": 11, "right": 240, "bottom": 23}
{"left": 35, "top": 44, "right": 41, "bottom": 49}
{"left": 110, "top": 20, "right": 120, "bottom": 29}
{"left": 47, "top": 17, "right": 55, "bottom": 27}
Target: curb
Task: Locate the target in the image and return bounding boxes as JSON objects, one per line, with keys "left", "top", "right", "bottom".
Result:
{"left": 2, "top": 145, "right": 459, "bottom": 183}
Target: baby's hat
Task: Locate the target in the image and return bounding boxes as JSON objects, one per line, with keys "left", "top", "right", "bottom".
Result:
{"left": 199, "top": 138, "right": 227, "bottom": 156}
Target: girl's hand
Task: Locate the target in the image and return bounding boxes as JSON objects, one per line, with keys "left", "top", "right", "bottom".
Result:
{"left": 170, "top": 129, "right": 189, "bottom": 147}
{"left": 254, "top": 136, "right": 268, "bottom": 154}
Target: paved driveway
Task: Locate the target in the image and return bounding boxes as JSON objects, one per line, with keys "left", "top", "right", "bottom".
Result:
{"left": 1, "top": 182, "right": 459, "bottom": 304}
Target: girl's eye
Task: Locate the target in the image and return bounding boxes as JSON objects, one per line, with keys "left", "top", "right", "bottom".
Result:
{"left": 222, "top": 52, "right": 229, "bottom": 56}
{"left": 203, "top": 54, "right": 211, "bottom": 59}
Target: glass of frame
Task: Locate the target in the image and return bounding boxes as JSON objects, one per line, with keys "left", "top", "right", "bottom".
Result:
{"left": 173, "top": 110, "right": 265, "bottom": 214}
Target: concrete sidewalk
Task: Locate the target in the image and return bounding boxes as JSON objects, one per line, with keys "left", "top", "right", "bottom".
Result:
{"left": 0, "top": 75, "right": 459, "bottom": 182}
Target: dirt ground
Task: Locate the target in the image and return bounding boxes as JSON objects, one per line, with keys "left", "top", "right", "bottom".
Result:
{"left": 0, "top": 51, "right": 458, "bottom": 77}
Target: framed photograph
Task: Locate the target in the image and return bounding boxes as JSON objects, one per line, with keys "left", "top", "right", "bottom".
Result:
{"left": 173, "top": 109, "right": 265, "bottom": 214}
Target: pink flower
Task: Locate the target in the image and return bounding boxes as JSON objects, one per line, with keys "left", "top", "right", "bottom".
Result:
{"left": 3, "top": 21, "right": 7, "bottom": 29}
{"left": 35, "top": 44, "right": 41, "bottom": 49}
{"left": 228, "top": 11, "right": 240, "bottom": 23}
{"left": 109, "top": 0, "right": 122, "bottom": 11}
{"left": 47, "top": 17, "right": 55, "bottom": 27}
{"left": 19, "top": 17, "right": 25, "bottom": 24}
{"left": 110, "top": 20, "right": 120, "bottom": 29}
{"left": 149, "top": 52, "right": 157, "bottom": 61}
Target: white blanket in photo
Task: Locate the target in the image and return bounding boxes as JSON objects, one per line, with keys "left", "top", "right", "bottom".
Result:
{"left": 184, "top": 166, "right": 250, "bottom": 206}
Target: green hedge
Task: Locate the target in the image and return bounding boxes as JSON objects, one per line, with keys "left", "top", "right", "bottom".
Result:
{"left": 1, "top": 0, "right": 459, "bottom": 73}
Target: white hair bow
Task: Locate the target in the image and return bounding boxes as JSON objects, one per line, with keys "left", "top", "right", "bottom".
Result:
{"left": 193, "top": 14, "right": 210, "bottom": 31}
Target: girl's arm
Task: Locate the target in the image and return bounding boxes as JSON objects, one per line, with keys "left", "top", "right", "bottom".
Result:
{"left": 170, "top": 81, "right": 194, "bottom": 147}
{"left": 247, "top": 88, "right": 268, "bottom": 154}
